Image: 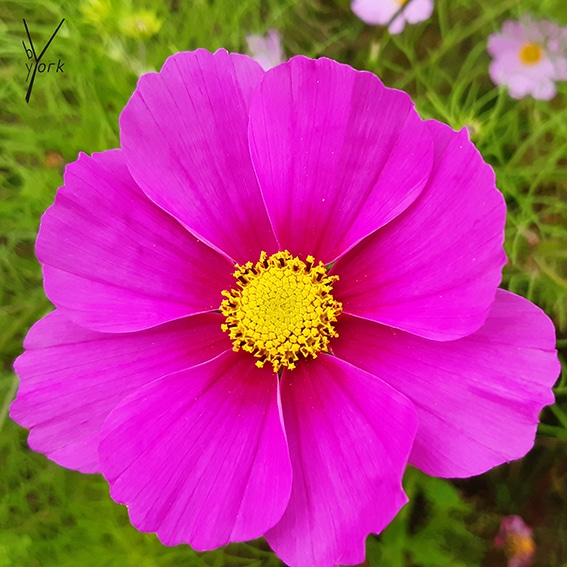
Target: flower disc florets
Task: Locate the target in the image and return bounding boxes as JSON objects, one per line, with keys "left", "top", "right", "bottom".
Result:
{"left": 519, "top": 42, "right": 543, "bottom": 65}
{"left": 220, "top": 250, "right": 342, "bottom": 372}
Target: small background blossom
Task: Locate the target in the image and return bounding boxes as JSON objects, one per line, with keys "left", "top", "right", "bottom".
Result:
{"left": 351, "top": 0, "right": 434, "bottom": 34}
{"left": 495, "top": 515, "right": 536, "bottom": 567}
{"left": 488, "top": 17, "right": 567, "bottom": 100}
{"left": 245, "top": 29, "right": 284, "bottom": 70}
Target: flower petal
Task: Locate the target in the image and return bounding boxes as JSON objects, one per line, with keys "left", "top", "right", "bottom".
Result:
{"left": 10, "top": 310, "right": 229, "bottom": 473}
{"left": 99, "top": 351, "right": 292, "bottom": 549}
{"left": 248, "top": 55, "right": 433, "bottom": 263}
{"left": 333, "top": 120, "right": 506, "bottom": 340}
{"left": 403, "top": 0, "right": 434, "bottom": 24}
{"left": 37, "top": 150, "right": 233, "bottom": 333}
{"left": 120, "top": 48, "right": 277, "bottom": 263}
{"left": 246, "top": 29, "right": 284, "bottom": 71}
{"left": 351, "top": 0, "right": 401, "bottom": 26}
{"left": 332, "top": 290, "right": 559, "bottom": 478}
{"left": 266, "top": 355, "right": 417, "bottom": 567}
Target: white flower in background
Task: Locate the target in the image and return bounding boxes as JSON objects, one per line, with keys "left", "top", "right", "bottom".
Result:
{"left": 488, "top": 17, "right": 567, "bottom": 100}
{"left": 246, "top": 29, "right": 284, "bottom": 70}
{"left": 351, "top": 0, "right": 434, "bottom": 34}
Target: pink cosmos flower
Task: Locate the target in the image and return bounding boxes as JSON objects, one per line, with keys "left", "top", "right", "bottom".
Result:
{"left": 495, "top": 515, "right": 536, "bottom": 567}
{"left": 10, "top": 50, "right": 560, "bottom": 567}
{"left": 488, "top": 17, "right": 567, "bottom": 100}
{"left": 245, "top": 29, "right": 284, "bottom": 70}
{"left": 351, "top": 0, "right": 434, "bottom": 34}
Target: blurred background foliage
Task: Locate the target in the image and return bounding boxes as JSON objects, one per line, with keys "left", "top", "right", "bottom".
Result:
{"left": 0, "top": 0, "right": 566, "bottom": 565}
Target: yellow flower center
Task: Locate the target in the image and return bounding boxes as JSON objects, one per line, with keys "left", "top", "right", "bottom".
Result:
{"left": 519, "top": 42, "right": 543, "bottom": 65}
{"left": 220, "top": 250, "right": 342, "bottom": 372}
{"left": 505, "top": 533, "right": 535, "bottom": 558}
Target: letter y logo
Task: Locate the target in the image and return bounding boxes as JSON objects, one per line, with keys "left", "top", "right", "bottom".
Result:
{"left": 22, "top": 18, "right": 65, "bottom": 103}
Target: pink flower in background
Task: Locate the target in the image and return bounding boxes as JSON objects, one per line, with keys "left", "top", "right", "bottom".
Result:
{"left": 495, "top": 515, "right": 536, "bottom": 567}
{"left": 488, "top": 17, "right": 567, "bottom": 100}
{"left": 11, "top": 50, "right": 559, "bottom": 567}
{"left": 351, "top": 0, "right": 434, "bottom": 34}
{"left": 246, "top": 29, "right": 284, "bottom": 70}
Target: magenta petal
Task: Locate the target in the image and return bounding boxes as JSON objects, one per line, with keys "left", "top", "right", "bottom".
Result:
{"left": 248, "top": 56, "right": 433, "bottom": 263}
{"left": 332, "top": 290, "right": 559, "bottom": 478}
{"left": 99, "top": 351, "right": 292, "bottom": 549}
{"left": 37, "top": 150, "right": 233, "bottom": 333}
{"left": 10, "top": 310, "right": 229, "bottom": 473}
{"left": 334, "top": 120, "right": 507, "bottom": 340}
{"left": 266, "top": 355, "right": 417, "bottom": 567}
{"left": 120, "top": 49, "right": 277, "bottom": 263}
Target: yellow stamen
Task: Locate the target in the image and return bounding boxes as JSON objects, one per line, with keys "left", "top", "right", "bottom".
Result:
{"left": 519, "top": 42, "right": 543, "bottom": 65}
{"left": 220, "top": 251, "right": 342, "bottom": 372}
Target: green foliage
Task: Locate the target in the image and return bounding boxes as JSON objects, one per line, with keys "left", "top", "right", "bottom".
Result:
{"left": 1, "top": 0, "right": 567, "bottom": 565}
{"left": 367, "top": 468, "right": 484, "bottom": 567}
